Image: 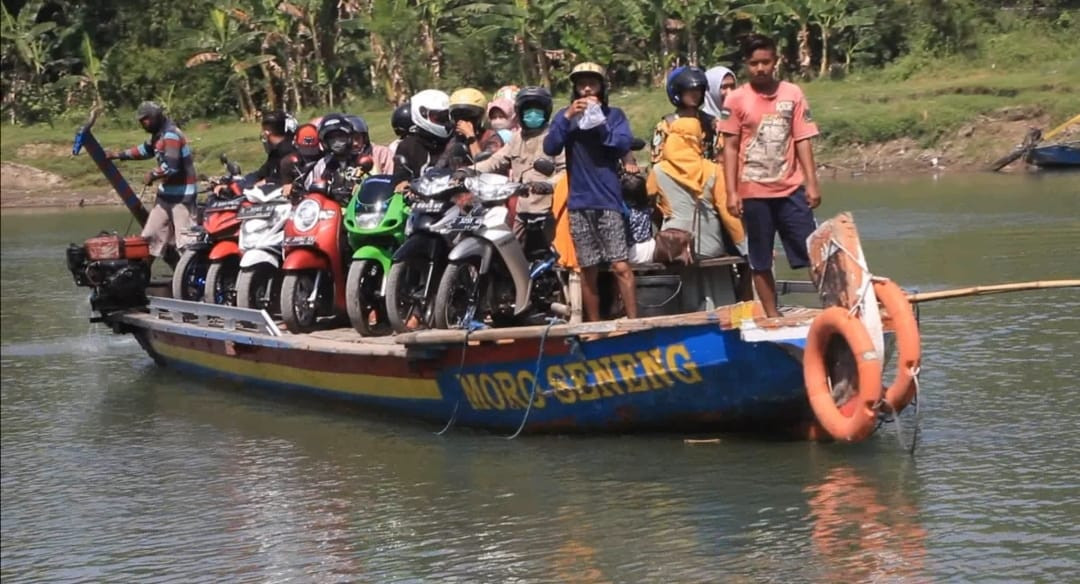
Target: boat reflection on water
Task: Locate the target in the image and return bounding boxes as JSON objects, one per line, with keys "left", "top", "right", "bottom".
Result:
{"left": 804, "top": 464, "right": 928, "bottom": 582}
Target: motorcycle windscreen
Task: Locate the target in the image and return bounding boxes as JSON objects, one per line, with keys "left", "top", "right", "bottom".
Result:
{"left": 354, "top": 175, "right": 396, "bottom": 214}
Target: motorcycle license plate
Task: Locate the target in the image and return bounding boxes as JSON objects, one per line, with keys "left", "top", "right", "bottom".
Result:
{"left": 237, "top": 203, "right": 278, "bottom": 220}
{"left": 446, "top": 215, "right": 484, "bottom": 232}
{"left": 206, "top": 198, "right": 242, "bottom": 211}
{"left": 411, "top": 198, "right": 443, "bottom": 213}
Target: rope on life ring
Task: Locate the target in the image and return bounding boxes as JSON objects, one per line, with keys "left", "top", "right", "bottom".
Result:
{"left": 872, "top": 278, "right": 921, "bottom": 414}
{"left": 803, "top": 306, "right": 883, "bottom": 443}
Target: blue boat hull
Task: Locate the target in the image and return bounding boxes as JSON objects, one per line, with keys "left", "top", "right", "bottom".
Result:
{"left": 121, "top": 312, "right": 819, "bottom": 437}
{"left": 1026, "top": 145, "right": 1080, "bottom": 168}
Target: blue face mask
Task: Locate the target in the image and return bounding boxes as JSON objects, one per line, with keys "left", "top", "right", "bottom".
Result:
{"left": 522, "top": 108, "right": 547, "bottom": 129}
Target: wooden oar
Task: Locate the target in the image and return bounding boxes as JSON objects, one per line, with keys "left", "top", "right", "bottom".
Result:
{"left": 906, "top": 279, "right": 1080, "bottom": 303}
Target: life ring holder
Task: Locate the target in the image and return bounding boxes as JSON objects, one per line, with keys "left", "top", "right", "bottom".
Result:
{"left": 872, "top": 278, "right": 921, "bottom": 414}
{"left": 803, "top": 306, "right": 883, "bottom": 442}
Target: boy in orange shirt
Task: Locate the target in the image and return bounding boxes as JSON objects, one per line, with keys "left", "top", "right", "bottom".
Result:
{"left": 720, "top": 33, "right": 822, "bottom": 317}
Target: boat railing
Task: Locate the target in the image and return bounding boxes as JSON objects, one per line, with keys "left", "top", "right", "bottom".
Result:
{"left": 147, "top": 296, "right": 283, "bottom": 337}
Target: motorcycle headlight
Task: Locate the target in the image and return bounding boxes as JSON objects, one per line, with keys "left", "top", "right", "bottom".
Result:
{"left": 355, "top": 212, "right": 386, "bottom": 229}
{"left": 293, "top": 199, "right": 320, "bottom": 232}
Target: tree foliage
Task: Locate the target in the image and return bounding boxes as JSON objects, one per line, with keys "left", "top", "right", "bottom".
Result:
{"left": 0, "top": 0, "right": 1074, "bottom": 123}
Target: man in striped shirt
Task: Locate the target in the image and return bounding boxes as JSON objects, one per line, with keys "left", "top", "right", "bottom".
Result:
{"left": 106, "top": 102, "right": 199, "bottom": 261}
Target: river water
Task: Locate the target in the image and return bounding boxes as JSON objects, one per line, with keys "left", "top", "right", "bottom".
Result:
{"left": 2, "top": 173, "right": 1078, "bottom": 583}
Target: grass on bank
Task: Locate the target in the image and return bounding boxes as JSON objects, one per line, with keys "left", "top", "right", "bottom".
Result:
{"left": 3, "top": 40, "right": 1079, "bottom": 189}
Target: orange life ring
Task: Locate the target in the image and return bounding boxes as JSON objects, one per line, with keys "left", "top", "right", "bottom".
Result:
{"left": 803, "top": 306, "right": 883, "bottom": 442}
{"left": 873, "top": 278, "right": 921, "bottom": 413}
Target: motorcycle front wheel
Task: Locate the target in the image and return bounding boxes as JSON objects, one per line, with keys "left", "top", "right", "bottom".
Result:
{"left": 346, "top": 260, "right": 391, "bottom": 337}
{"left": 385, "top": 258, "right": 436, "bottom": 334}
{"left": 236, "top": 263, "right": 280, "bottom": 313}
{"left": 279, "top": 270, "right": 324, "bottom": 334}
{"left": 433, "top": 260, "right": 483, "bottom": 330}
{"left": 203, "top": 256, "right": 240, "bottom": 305}
{"left": 171, "top": 248, "right": 209, "bottom": 302}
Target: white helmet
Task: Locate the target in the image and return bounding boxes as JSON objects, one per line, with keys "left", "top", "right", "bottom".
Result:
{"left": 410, "top": 89, "right": 452, "bottom": 139}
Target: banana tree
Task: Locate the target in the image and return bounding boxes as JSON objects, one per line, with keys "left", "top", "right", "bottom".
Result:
{"left": 736, "top": 0, "right": 814, "bottom": 77}
{"left": 810, "top": 0, "right": 877, "bottom": 76}
{"left": 53, "top": 32, "right": 107, "bottom": 110}
{"left": 185, "top": 6, "right": 269, "bottom": 120}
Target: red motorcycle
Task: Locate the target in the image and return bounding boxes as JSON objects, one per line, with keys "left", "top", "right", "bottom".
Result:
{"left": 278, "top": 175, "right": 358, "bottom": 333}
{"left": 172, "top": 155, "right": 245, "bottom": 302}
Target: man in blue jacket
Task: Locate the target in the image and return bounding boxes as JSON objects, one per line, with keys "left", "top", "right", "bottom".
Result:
{"left": 544, "top": 62, "right": 637, "bottom": 321}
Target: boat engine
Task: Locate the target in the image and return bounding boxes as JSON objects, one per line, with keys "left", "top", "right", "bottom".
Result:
{"left": 66, "top": 233, "right": 151, "bottom": 316}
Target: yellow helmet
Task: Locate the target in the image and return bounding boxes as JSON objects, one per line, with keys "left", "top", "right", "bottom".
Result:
{"left": 570, "top": 62, "right": 606, "bottom": 80}
{"left": 569, "top": 62, "right": 608, "bottom": 103}
{"left": 449, "top": 87, "right": 487, "bottom": 120}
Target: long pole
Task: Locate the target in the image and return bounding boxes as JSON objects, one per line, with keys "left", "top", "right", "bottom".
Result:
{"left": 72, "top": 108, "right": 149, "bottom": 226}
{"left": 906, "top": 279, "right": 1080, "bottom": 303}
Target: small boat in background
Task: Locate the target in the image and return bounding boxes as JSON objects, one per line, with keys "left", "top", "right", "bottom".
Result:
{"left": 1025, "top": 143, "right": 1080, "bottom": 169}
{"left": 989, "top": 113, "right": 1080, "bottom": 172}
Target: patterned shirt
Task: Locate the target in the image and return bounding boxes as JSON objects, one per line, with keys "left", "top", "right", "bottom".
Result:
{"left": 119, "top": 120, "right": 198, "bottom": 200}
{"left": 718, "top": 81, "right": 819, "bottom": 199}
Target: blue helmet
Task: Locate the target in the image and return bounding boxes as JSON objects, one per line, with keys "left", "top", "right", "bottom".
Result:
{"left": 345, "top": 114, "right": 369, "bottom": 136}
{"left": 666, "top": 66, "right": 708, "bottom": 107}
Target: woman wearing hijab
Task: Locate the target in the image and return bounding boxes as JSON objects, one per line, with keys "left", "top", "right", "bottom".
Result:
{"left": 702, "top": 66, "right": 738, "bottom": 162}
{"left": 486, "top": 97, "right": 518, "bottom": 145}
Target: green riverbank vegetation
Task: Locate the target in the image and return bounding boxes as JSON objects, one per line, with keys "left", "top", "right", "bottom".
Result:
{"left": 2, "top": 0, "right": 1078, "bottom": 188}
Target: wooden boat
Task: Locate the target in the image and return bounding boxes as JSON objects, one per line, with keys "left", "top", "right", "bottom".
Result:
{"left": 72, "top": 212, "right": 916, "bottom": 442}
{"left": 68, "top": 117, "right": 917, "bottom": 442}
{"left": 1025, "top": 143, "right": 1080, "bottom": 169}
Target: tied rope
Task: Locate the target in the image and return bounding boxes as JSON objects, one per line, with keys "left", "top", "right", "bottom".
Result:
{"left": 435, "top": 321, "right": 486, "bottom": 436}
{"left": 124, "top": 185, "right": 151, "bottom": 236}
{"left": 878, "top": 367, "right": 922, "bottom": 455}
{"left": 505, "top": 317, "right": 563, "bottom": 440}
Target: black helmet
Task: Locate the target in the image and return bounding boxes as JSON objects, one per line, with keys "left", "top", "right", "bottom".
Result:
{"left": 318, "top": 114, "right": 354, "bottom": 156}
{"left": 514, "top": 86, "right": 553, "bottom": 120}
{"left": 261, "top": 110, "right": 295, "bottom": 136}
{"left": 666, "top": 66, "right": 709, "bottom": 107}
{"left": 136, "top": 101, "right": 165, "bottom": 133}
{"left": 318, "top": 114, "right": 353, "bottom": 143}
{"left": 391, "top": 102, "right": 412, "bottom": 137}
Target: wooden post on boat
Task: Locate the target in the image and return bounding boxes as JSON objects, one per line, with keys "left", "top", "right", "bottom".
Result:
{"left": 72, "top": 108, "right": 149, "bottom": 225}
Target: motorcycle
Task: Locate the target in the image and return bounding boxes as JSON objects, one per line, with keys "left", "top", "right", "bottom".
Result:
{"left": 233, "top": 182, "right": 291, "bottom": 312}
{"left": 384, "top": 167, "right": 467, "bottom": 334}
{"left": 342, "top": 174, "right": 409, "bottom": 336}
{"left": 432, "top": 172, "right": 565, "bottom": 329}
{"left": 277, "top": 168, "right": 365, "bottom": 333}
{"left": 173, "top": 154, "right": 246, "bottom": 304}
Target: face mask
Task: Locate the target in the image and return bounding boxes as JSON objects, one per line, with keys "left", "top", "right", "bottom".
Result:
{"left": 522, "top": 109, "right": 546, "bottom": 129}
{"left": 490, "top": 119, "right": 511, "bottom": 131}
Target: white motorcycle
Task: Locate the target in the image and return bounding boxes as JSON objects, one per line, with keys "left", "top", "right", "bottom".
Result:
{"left": 234, "top": 183, "right": 292, "bottom": 313}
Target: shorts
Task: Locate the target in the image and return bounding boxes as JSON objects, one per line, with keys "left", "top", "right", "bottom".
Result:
{"left": 741, "top": 187, "right": 816, "bottom": 271}
{"left": 569, "top": 209, "right": 629, "bottom": 268}
{"left": 141, "top": 197, "right": 196, "bottom": 257}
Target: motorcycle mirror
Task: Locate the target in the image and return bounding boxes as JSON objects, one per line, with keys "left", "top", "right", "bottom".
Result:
{"left": 473, "top": 150, "right": 493, "bottom": 164}
{"left": 630, "top": 138, "right": 647, "bottom": 151}
{"left": 532, "top": 159, "right": 556, "bottom": 176}
{"left": 219, "top": 153, "right": 229, "bottom": 165}
{"left": 394, "top": 155, "right": 413, "bottom": 178}
{"left": 358, "top": 155, "right": 374, "bottom": 174}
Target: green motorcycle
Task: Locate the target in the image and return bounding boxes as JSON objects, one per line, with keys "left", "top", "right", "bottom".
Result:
{"left": 342, "top": 173, "right": 409, "bottom": 336}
